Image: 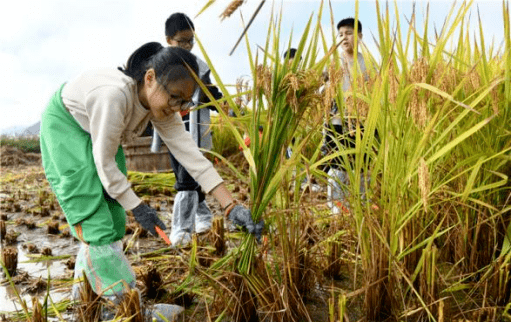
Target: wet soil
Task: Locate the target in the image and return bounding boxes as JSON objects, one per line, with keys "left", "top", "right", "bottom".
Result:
{"left": 0, "top": 147, "right": 361, "bottom": 321}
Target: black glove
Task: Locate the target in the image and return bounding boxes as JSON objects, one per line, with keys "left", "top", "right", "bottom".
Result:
{"left": 228, "top": 205, "right": 264, "bottom": 240}
{"left": 131, "top": 203, "right": 166, "bottom": 236}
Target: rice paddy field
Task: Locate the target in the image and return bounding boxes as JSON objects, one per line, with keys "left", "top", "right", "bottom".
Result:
{"left": 1, "top": 0, "right": 510, "bottom": 321}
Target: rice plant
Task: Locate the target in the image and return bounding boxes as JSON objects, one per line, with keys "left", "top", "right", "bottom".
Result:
{"left": 179, "top": 0, "right": 511, "bottom": 320}
{"left": 347, "top": 1, "right": 511, "bottom": 320}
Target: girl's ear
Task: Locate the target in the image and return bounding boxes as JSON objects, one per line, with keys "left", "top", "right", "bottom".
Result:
{"left": 166, "top": 36, "right": 172, "bottom": 46}
{"left": 144, "top": 68, "right": 156, "bottom": 85}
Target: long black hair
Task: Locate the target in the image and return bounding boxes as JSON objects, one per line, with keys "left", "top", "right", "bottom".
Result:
{"left": 118, "top": 42, "right": 199, "bottom": 86}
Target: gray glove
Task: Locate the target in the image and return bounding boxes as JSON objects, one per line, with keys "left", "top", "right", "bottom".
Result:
{"left": 228, "top": 205, "right": 264, "bottom": 240}
{"left": 132, "top": 203, "right": 166, "bottom": 236}
{"left": 254, "top": 220, "right": 264, "bottom": 240}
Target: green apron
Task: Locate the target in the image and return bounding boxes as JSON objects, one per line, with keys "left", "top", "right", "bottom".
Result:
{"left": 40, "top": 84, "right": 135, "bottom": 296}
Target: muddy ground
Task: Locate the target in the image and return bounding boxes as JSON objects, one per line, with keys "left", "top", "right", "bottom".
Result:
{"left": 0, "top": 146, "right": 358, "bottom": 321}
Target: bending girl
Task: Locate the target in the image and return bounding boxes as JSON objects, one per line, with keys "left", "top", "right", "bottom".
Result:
{"left": 40, "top": 42, "right": 261, "bottom": 319}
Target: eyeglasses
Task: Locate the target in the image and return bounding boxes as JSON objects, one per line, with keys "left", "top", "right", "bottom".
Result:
{"left": 171, "top": 97, "right": 194, "bottom": 111}
{"left": 162, "top": 86, "right": 194, "bottom": 111}
{"left": 172, "top": 37, "right": 195, "bottom": 47}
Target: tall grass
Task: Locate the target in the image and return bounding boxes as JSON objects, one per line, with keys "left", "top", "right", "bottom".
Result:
{"left": 186, "top": 0, "right": 511, "bottom": 320}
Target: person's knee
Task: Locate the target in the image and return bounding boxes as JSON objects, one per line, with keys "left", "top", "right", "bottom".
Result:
{"left": 77, "top": 207, "right": 119, "bottom": 246}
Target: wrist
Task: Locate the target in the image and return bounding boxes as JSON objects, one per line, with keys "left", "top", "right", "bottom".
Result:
{"left": 132, "top": 202, "right": 143, "bottom": 213}
{"left": 223, "top": 201, "right": 237, "bottom": 218}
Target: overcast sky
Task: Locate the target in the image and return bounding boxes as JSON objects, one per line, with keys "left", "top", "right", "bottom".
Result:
{"left": 0, "top": 0, "right": 506, "bottom": 131}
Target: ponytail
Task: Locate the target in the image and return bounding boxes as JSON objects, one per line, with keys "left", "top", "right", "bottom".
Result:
{"left": 118, "top": 42, "right": 164, "bottom": 82}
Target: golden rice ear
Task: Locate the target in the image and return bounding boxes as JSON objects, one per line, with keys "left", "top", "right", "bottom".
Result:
{"left": 220, "top": 0, "right": 244, "bottom": 21}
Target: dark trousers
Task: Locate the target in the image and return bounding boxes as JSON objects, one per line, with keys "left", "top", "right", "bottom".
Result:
{"left": 169, "top": 115, "right": 206, "bottom": 203}
{"left": 169, "top": 152, "right": 206, "bottom": 203}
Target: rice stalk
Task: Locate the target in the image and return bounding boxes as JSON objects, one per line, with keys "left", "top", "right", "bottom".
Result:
{"left": 30, "top": 297, "right": 44, "bottom": 322}
{"left": 75, "top": 273, "right": 102, "bottom": 322}
{"left": 419, "top": 245, "right": 439, "bottom": 318}
{"left": 140, "top": 263, "right": 164, "bottom": 300}
{"left": 115, "top": 287, "right": 144, "bottom": 322}
{"left": 0, "top": 220, "right": 5, "bottom": 240}
{"left": 211, "top": 216, "right": 226, "bottom": 256}
{"left": 418, "top": 157, "right": 430, "bottom": 211}
{"left": 1, "top": 246, "right": 18, "bottom": 277}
